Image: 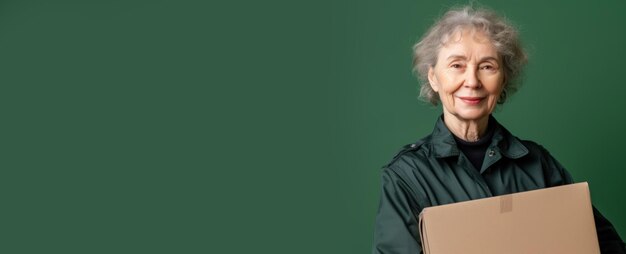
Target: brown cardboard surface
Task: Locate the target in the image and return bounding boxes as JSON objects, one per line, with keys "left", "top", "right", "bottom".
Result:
{"left": 418, "top": 182, "right": 600, "bottom": 254}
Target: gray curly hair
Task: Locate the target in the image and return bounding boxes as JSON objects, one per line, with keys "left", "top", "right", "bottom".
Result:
{"left": 413, "top": 6, "right": 528, "bottom": 105}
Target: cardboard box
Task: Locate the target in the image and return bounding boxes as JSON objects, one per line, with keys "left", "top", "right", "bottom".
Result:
{"left": 418, "top": 182, "right": 600, "bottom": 254}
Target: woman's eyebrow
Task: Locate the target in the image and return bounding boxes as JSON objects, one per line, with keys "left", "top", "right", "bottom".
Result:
{"left": 479, "top": 56, "right": 499, "bottom": 62}
{"left": 445, "top": 55, "right": 498, "bottom": 61}
{"left": 446, "top": 54, "right": 467, "bottom": 61}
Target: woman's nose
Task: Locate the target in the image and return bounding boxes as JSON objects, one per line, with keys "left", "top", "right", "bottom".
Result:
{"left": 463, "top": 68, "right": 481, "bottom": 88}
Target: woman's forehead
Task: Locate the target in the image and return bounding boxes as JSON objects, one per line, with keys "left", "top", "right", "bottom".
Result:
{"left": 438, "top": 29, "right": 500, "bottom": 60}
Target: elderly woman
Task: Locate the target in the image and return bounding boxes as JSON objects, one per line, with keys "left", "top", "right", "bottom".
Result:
{"left": 372, "top": 6, "right": 626, "bottom": 254}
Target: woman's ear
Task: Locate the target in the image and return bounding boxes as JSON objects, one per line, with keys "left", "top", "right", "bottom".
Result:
{"left": 428, "top": 66, "right": 439, "bottom": 92}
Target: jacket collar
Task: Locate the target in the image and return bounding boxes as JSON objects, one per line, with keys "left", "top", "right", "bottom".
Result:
{"left": 430, "top": 115, "right": 529, "bottom": 159}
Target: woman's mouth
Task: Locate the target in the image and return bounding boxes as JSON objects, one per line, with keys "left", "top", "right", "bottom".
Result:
{"left": 458, "top": 96, "right": 484, "bottom": 105}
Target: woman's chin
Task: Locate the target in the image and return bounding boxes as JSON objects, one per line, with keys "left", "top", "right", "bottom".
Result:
{"left": 451, "top": 110, "right": 490, "bottom": 122}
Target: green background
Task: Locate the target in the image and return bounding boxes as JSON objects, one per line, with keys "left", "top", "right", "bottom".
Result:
{"left": 2, "top": 0, "right": 625, "bottom": 253}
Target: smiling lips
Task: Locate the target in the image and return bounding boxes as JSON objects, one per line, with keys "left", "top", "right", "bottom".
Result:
{"left": 458, "top": 96, "right": 484, "bottom": 105}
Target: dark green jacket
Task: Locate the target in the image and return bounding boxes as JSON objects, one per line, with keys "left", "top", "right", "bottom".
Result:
{"left": 373, "top": 116, "right": 625, "bottom": 254}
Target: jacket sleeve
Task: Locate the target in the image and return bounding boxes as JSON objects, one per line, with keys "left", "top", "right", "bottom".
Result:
{"left": 593, "top": 206, "right": 626, "bottom": 253}
{"left": 541, "top": 147, "right": 626, "bottom": 253}
{"left": 372, "top": 167, "right": 423, "bottom": 254}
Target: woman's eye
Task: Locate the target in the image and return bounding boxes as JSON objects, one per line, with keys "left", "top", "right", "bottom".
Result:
{"left": 451, "top": 64, "right": 462, "bottom": 68}
{"left": 480, "top": 65, "right": 494, "bottom": 70}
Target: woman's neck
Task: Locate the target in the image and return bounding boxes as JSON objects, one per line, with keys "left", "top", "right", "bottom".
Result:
{"left": 442, "top": 112, "right": 490, "bottom": 142}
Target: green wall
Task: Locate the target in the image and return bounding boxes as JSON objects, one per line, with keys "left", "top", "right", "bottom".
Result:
{"left": 2, "top": 0, "right": 624, "bottom": 253}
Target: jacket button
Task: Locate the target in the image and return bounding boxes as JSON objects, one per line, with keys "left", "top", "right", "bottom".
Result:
{"left": 488, "top": 149, "right": 496, "bottom": 157}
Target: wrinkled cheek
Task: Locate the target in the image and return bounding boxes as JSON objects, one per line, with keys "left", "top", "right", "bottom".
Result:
{"left": 487, "top": 97, "right": 498, "bottom": 111}
{"left": 446, "top": 94, "right": 456, "bottom": 106}
{"left": 440, "top": 93, "right": 455, "bottom": 109}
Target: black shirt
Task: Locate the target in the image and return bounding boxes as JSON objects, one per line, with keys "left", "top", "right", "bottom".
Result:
{"left": 453, "top": 119, "right": 496, "bottom": 170}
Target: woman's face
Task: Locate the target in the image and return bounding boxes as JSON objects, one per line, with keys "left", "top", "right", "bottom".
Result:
{"left": 428, "top": 29, "right": 504, "bottom": 122}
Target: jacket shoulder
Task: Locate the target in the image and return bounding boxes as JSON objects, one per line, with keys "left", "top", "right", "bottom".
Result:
{"left": 515, "top": 139, "right": 561, "bottom": 165}
{"left": 518, "top": 139, "right": 550, "bottom": 155}
{"left": 383, "top": 135, "right": 431, "bottom": 168}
